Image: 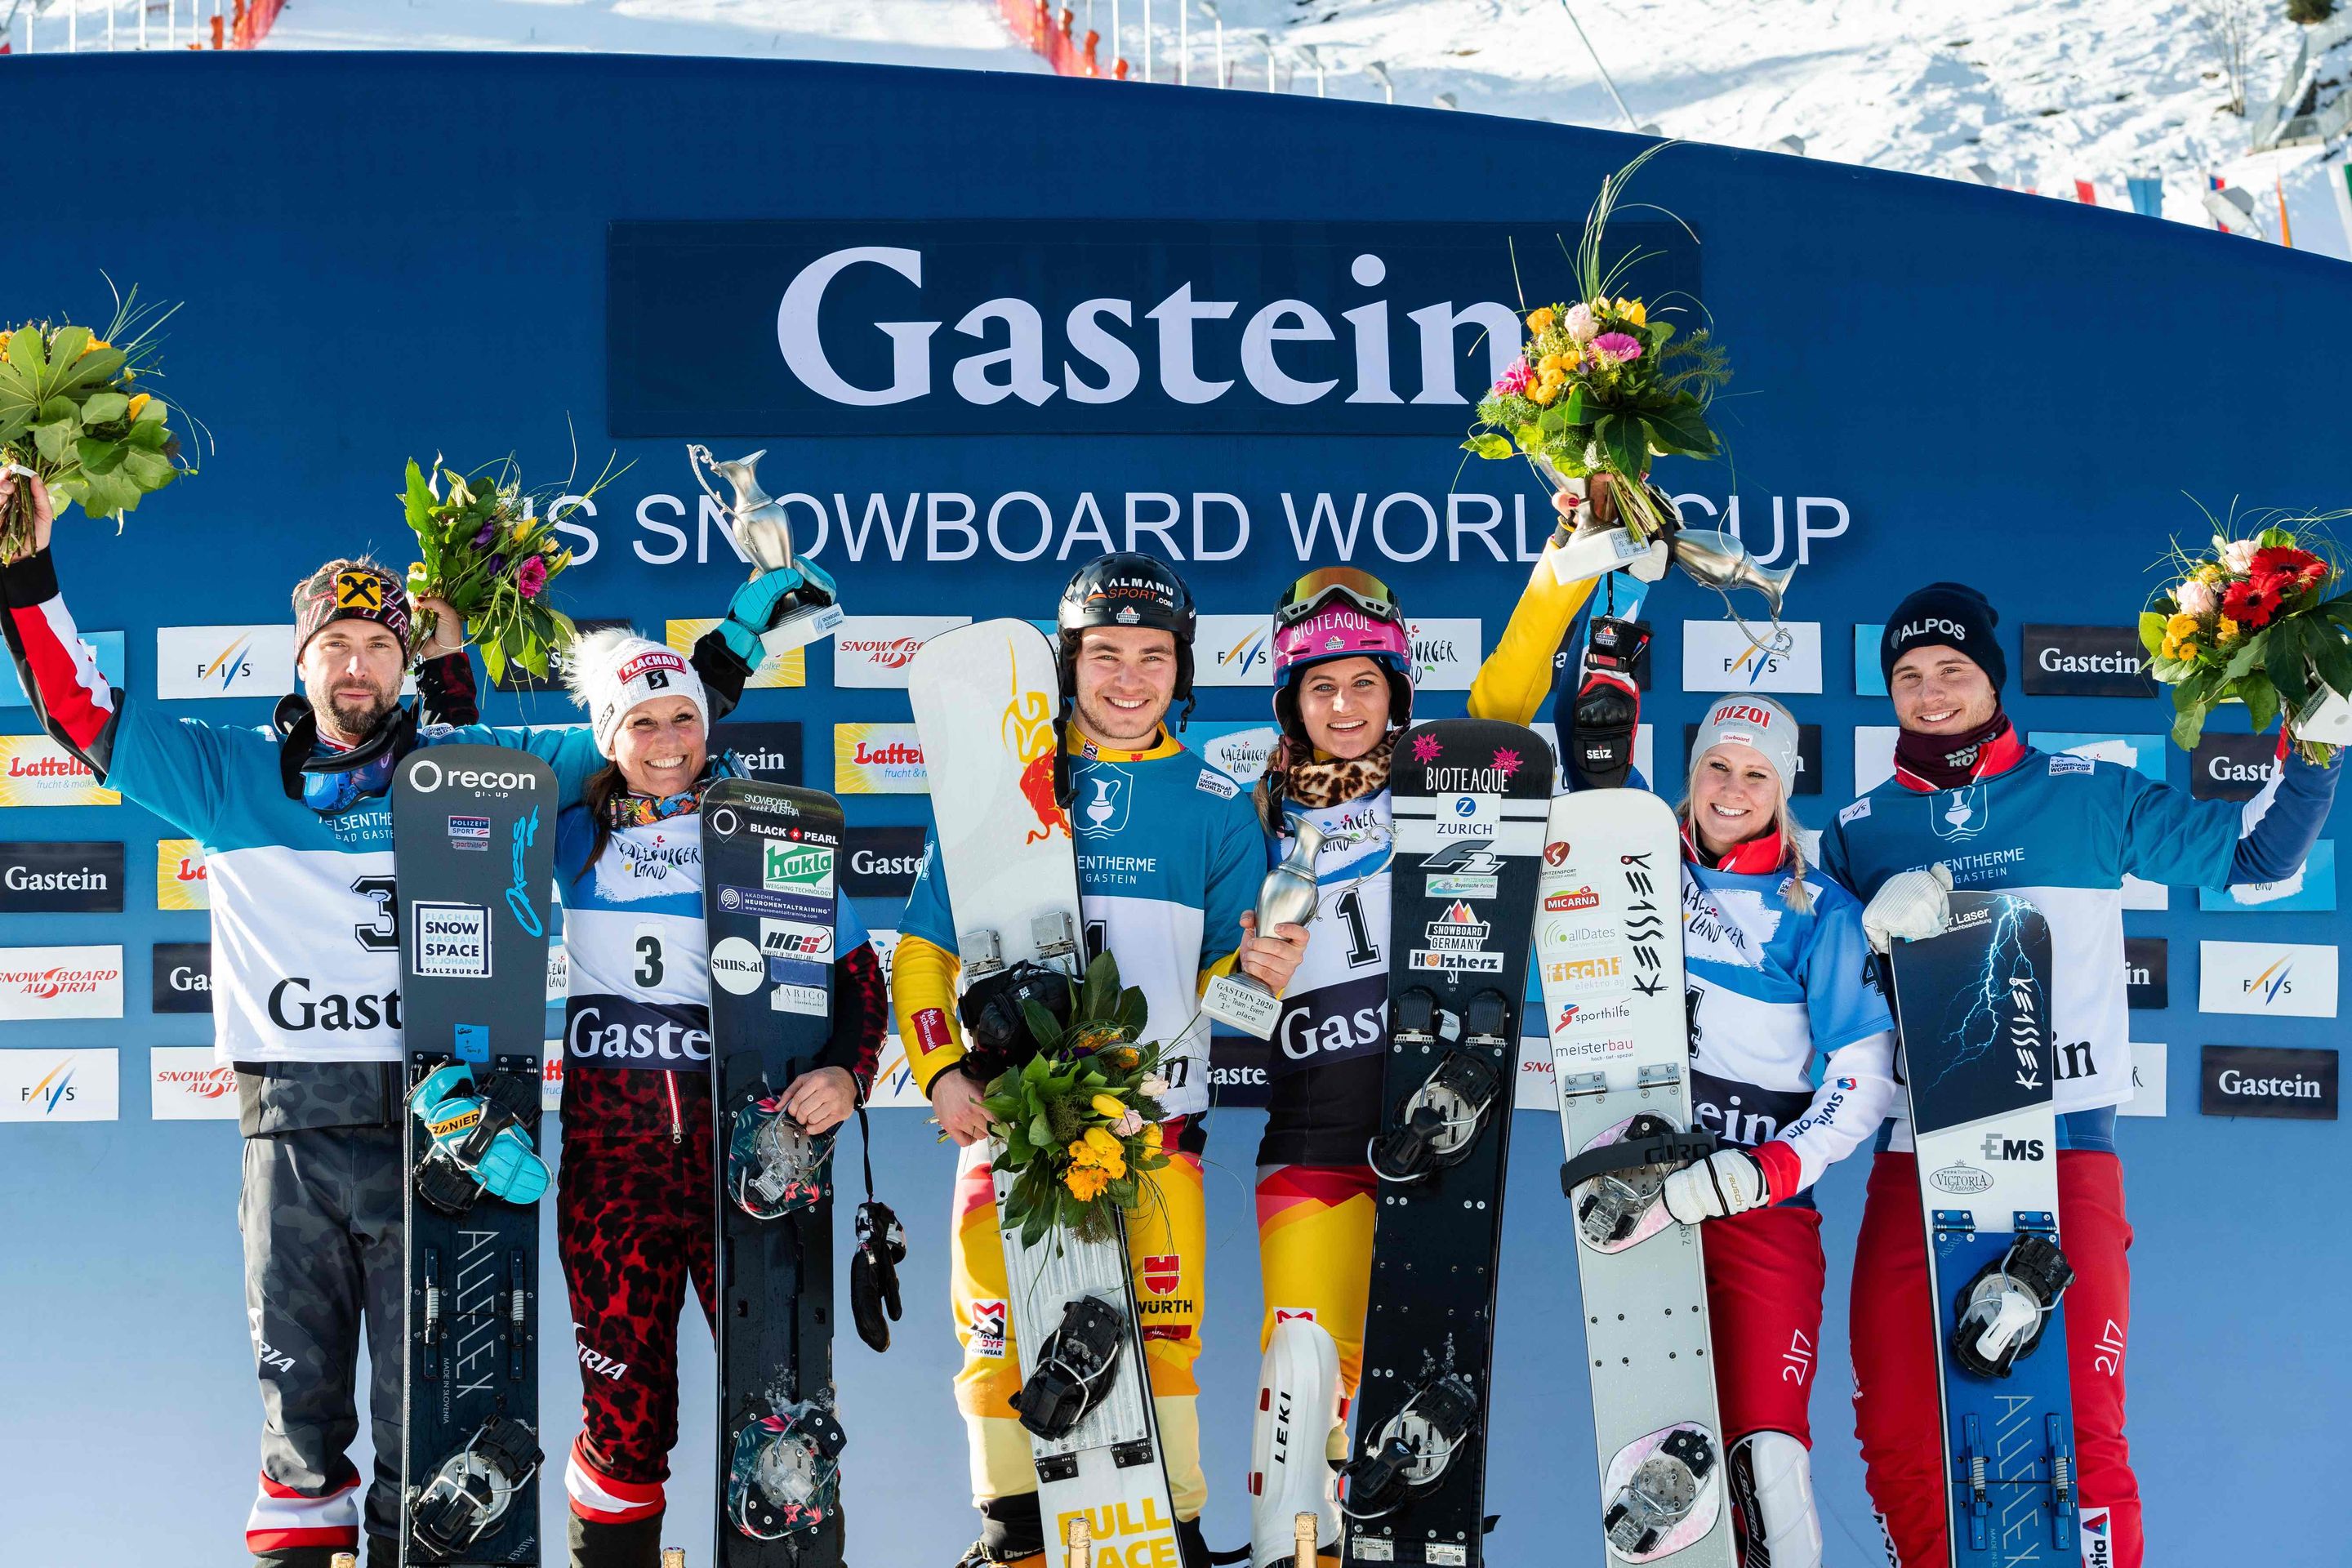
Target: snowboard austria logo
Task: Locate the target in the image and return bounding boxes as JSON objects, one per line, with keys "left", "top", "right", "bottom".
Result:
{"left": 0, "top": 945, "right": 125, "bottom": 1021}
{"left": 1927, "top": 782, "right": 1990, "bottom": 843}
{"left": 150, "top": 1046, "right": 238, "bottom": 1120}
{"left": 831, "top": 615, "right": 969, "bottom": 688}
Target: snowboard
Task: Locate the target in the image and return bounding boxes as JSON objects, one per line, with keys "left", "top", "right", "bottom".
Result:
{"left": 1342, "top": 719, "right": 1550, "bottom": 1568}
{"left": 703, "top": 778, "right": 851, "bottom": 1567}
{"left": 391, "top": 745, "right": 556, "bottom": 1567}
{"left": 1539, "top": 790, "right": 1732, "bottom": 1568}
{"left": 906, "top": 619, "right": 1180, "bottom": 1568}
{"left": 1886, "top": 893, "right": 2080, "bottom": 1568}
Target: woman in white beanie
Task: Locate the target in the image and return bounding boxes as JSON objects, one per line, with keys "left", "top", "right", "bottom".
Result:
{"left": 550, "top": 626, "right": 887, "bottom": 1568}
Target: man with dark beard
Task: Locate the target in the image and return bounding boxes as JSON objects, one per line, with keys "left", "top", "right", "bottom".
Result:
{"left": 0, "top": 469, "right": 801, "bottom": 1567}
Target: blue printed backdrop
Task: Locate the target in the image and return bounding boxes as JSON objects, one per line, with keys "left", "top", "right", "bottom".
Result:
{"left": 2, "top": 51, "right": 2347, "bottom": 1566}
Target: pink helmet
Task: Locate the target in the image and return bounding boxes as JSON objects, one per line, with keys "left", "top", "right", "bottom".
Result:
{"left": 1271, "top": 604, "right": 1412, "bottom": 683}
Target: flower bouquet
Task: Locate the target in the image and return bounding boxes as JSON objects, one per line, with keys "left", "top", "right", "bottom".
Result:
{"left": 1461, "top": 145, "right": 1731, "bottom": 542}
{"left": 400, "top": 453, "right": 615, "bottom": 683}
{"left": 2140, "top": 514, "right": 2352, "bottom": 760}
{"left": 978, "top": 952, "right": 1172, "bottom": 1248}
{"left": 0, "top": 287, "right": 198, "bottom": 558}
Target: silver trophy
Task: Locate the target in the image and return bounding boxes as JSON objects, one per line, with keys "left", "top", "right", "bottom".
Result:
{"left": 685, "top": 445, "right": 845, "bottom": 652}
{"left": 1201, "top": 818, "right": 1327, "bottom": 1040}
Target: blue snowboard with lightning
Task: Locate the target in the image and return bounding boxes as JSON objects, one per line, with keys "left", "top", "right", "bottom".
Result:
{"left": 1886, "top": 892, "right": 2082, "bottom": 1567}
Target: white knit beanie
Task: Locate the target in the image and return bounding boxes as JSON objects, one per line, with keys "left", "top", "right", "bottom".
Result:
{"left": 564, "top": 627, "right": 711, "bottom": 760}
{"left": 1690, "top": 694, "right": 1802, "bottom": 797}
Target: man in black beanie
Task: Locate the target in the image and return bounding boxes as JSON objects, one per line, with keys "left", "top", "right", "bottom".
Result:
{"left": 1823, "top": 579, "right": 2340, "bottom": 1568}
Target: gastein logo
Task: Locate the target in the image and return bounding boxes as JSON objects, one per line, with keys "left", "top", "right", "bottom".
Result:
{"left": 1928, "top": 782, "right": 1990, "bottom": 843}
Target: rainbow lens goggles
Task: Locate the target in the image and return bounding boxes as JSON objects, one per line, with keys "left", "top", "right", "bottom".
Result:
{"left": 1274, "top": 566, "right": 1400, "bottom": 630}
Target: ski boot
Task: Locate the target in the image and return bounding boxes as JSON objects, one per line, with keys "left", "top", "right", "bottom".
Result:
{"left": 409, "top": 1064, "right": 550, "bottom": 1217}
{"left": 726, "top": 1091, "right": 833, "bottom": 1220}
{"left": 1952, "top": 1232, "right": 2076, "bottom": 1378}
{"left": 1009, "top": 1294, "right": 1129, "bottom": 1439}
{"left": 725, "top": 1401, "right": 845, "bottom": 1541}
{"left": 409, "top": 1412, "right": 542, "bottom": 1556}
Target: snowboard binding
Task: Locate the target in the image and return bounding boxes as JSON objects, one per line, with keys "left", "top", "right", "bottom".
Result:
{"left": 408, "top": 1411, "right": 542, "bottom": 1556}
{"left": 1601, "top": 1426, "right": 1718, "bottom": 1561}
{"left": 957, "top": 955, "right": 1077, "bottom": 1080}
{"left": 1366, "top": 989, "right": 1505, "bottom": 1183}
{"left": 726, "top": 1402, "right": 847, "bottom": 1541}
{"left": 1339, "top": 1365, "right": 1479, "bottom": 1520}
{"left": 408, "top": 1063, "right": 550, "bottom": 1218}
{"left": 727, "top": 1092, "right": 835, "bottom": 1221}
{"left": 1951, "top": 1231, "right": 2076, "bottom": 1379}
{"left": 1561, "top": 1113, "right": 1717, "bottom": 1249}
{"left": 1010, "top": 1293, "right": 1129, "bottom": 1439}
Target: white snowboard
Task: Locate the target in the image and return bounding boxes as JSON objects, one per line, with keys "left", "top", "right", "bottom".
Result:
{"left": 907, "top": 620, "right": 1181, "bottom": 1568}
{"left": 1538, "top": 790, "right": 1733, "bottom": 1568}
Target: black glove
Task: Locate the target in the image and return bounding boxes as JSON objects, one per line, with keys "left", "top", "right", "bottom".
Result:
{"left": 1569, "top": 616, "right": 1650, "bottom": 791}
{"left": 851, "top": 1198, "right": 906, "bottom": 1353}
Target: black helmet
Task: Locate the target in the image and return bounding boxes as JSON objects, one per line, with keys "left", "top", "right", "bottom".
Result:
{"left": 1051, "top": 553, "right": 1199, "bottom": 805}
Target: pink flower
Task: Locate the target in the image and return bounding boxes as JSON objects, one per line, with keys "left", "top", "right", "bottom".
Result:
{"left": 1412, "top": 733, "right": 1443, "bottom": 764}
{"left": 516, "top": 555, "right": 549, "bottom": 599}
{"left": 2176, "top": 578, "right": 2218, "bottom": 618}
{"left": 1564, "top": 303, "right": 1598, "bottom": 342}
{"left": 1591, "top": 332, "right": 1643, "bottom": 363}
{"left": 1494, "top": 361, "right": 1530, "bottom": 396}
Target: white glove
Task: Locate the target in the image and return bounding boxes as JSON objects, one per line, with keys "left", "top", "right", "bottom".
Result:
{"left": 1662, "top": 1147, "right": 1771, "bottom": 1226}
{"left": 1863, "top": 863, "right": 1954, "bottom": 955}
{"left": 1545, "top": 521, "right": 1669, "bottom": 587}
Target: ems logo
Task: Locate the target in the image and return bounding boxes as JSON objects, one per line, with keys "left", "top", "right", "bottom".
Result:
{"left": 412, "top": 902, "right": 491, "bottom": 978}
{"left": 1927, "top": 783, "right": 1990, "bottom": 843}
{"left": 1142, "top": 1254, "right": 1182, "bottom": 1295}
{"left": 969, "top": 1299, "right": 1009, "bottom": 1357}
{"left": 1423, "top": 902, "right": 1490, "bottom": 951}
{"left": 448, "top": 814, "right": 491, "bottom": 852}
{"left": 1076, "top": 773, "right": 1130, "bottom": 837}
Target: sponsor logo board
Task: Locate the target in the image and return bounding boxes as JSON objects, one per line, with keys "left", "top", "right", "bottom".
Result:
{"left": 833, "top": 723, "right": 927, "bottom": 793}
{"left": 2020, "top": 625, "right": 2157, "bottom": 697}
{"left": 155, "top": 624, "right": 296, "bottom": 700}
{"left": 0, "top": 1048, "right": 121, "bottom": 1121}
{"left": 1196, "top": 614, "right": 1275, "bottom": 686}
{"left": 0, "top": 629, "right": 122, "bottom": 707}
{"left": 1851, "top": 724, "right": 1900, "bottom": 796}
{"left": 543, "top": 1038, "right": 564, "bottom": 1111}
{"left": 831, "top": 615, "right": 969, "bottom": 688}
{"left": 2201, "top": 840, "right": 2335, "bottom": 912}
{"left": 1192, "top": 723, "right": 1281, "bottom": 786}
{"left": 1682, "top": 620, "right": 1823, "bottom": 694}
{"left": 1405, "top": 617, "right": 1481, "bottom": 691}
{"left": 0, "top": 735, "right": 121, "bottom": 808}
{"left": 2200, "top": 1045, "right": 2336, "bottom": 1120}
{"left": 2118, "top": 1041, "right": 2167, "bottom": 1118}
{"left": 411, "top": 903, "right": 492, "bottom": 978}
{"left": 2198, "top": 941, "right": 2339, "bottom": 1018}
{"left": 2124, "top": 938, "right": 2167, "bottom": 1010}
{"left": 0, "top": 943, "right": 123, "bottom": 1020}
{"left": 2191, "top": 733, "right": 2280, "bottom": 802}
{"left": 841, "top": 826, "right": 927, "bottom": 899}
{"left": 152, "top": 941, "right": 212, "bottom": 1013}
{"left": 666, "top": 617, "right": 805, "bottom": 688}
{"left": 711, "top": 719, "right": 804, "bottom": 785}
{"left": 149, "top": 1045, "right": 239, "bottom": 1120}
{"left": 0, "top": 840, "right": 124, "bottom": 911}
{"left": 155, "top": 839, "right": 210, "bottom": 909}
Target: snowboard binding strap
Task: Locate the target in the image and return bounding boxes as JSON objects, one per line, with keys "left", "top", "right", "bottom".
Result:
{"left": 1011, "top": 1294, "right": 1129, "bottom": 1439}
{"left": 1602, "top": 1428, "right": 1717, "bottom": 1560}
{"left": 1952, "top": 1230, "right": 2075, "bottom": 1379}
{"left": 727, "top": 1092, "right": 834, "bottom": 1221}
{"left": 408, "top": 1411, "right": 542, "bottom": 1556}
{"left": 1339, "top": 1372, "right": 1479, "bottom": 1519}
{"left": 727, "top": 1403, "right": 847, "bottom": 1541}
{"left": 1563, "top": 1114, "right": 1718, "bottom": 1246}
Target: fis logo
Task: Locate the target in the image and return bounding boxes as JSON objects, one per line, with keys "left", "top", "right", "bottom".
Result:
{"left": 1217, "top": 625, "right": 1270, "bottom": 679}
{"left": 1723, "top": 644, "right": 1784, "bottom": 686}
{"left": 2243, "top": 956, "right": 2294, "bottom": 1003}
{"left": 19, "top": 1059, "right": 74, "bottom": 1112}
{"left": 199, "top": 636, "right": 255, "bottom": 690}
{"left": 1979, "top": 1133, "right": 2047, "bottom": 1161}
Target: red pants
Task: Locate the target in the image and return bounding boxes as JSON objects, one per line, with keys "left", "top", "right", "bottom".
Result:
{"left": 1705, "top": 1202, "right": 1827, "bottom": 1447}
{"left": 556, "top": 1125, "right": 718, "bottom": 1523}
{"left": 1851, "top": 1150, "right": 2137, "bottom": 1567}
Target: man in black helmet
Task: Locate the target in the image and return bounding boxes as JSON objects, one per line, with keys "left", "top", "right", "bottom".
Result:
{"left": 893, "top": 552, "right": 1307, "bottom": 1568}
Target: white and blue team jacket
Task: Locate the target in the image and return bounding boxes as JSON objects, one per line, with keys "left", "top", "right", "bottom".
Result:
{"left": 896, "top": 732, "right": 1263, "bottom": 1120}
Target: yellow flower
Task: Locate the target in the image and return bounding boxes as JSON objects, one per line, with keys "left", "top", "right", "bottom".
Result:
{"left": 1527, "top": 376, "right": 1561, "bottom": 407}
{"left": 2158, "top": 636, "right": 2179, "bottom": 662}
{"left": 1526, "top": 306, "right": 1557, "bottom": 334}
{"left": 2216, "top": 617, "right": 2242, "bottom": 644}
{"left": 1065, "top": 1165, "right": 1111, "bottom": 1201}
{"left": 1083, "top": 1125, "right": 1123, "bottom": 1161}
{"left": 1142, "top": 1121, "right": 1164, "bottom": 1152}
{"left": 1067, "top": 1137, "right": 1102, "bottom": 1169}
{"left": 2196, "top": 564, "right": 2225, "bottom": 586}
{"left": 511, "top": 518, "right": 533, "bottom": 542}
{"left": 126, "top": 393, "right": 153, "bottom": 420}
{"left": 2164, "top": 612, "right": 2199, "bottom": 641}
{"left": 1615, "top": 298, "right": 1648, "bottom": 326}
{"left": 1104, "top": 1045, "right": 1140, "bottom": 1069}
{"left": 1089, "top": 1094, "right": 1127, "bottom": 1120}
{"left": 79, "top": 337, "right": 111, "bottom": 358}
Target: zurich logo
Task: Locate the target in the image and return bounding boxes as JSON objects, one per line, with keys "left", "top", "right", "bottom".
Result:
{"left": 1928, "top": 783, "right": 1989, "bottom": 843}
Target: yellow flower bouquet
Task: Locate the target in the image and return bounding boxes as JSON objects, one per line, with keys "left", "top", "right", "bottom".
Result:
{"left": 978, "top": 953, "right": 1172, "bottom": 1246}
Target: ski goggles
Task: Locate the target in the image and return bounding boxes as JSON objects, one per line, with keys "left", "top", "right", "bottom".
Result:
{"left": 301, "top": 743, "right": 400, "bottom": 817}
{"left": 1273, "top": 566, "right": 1400, "bottom": 630}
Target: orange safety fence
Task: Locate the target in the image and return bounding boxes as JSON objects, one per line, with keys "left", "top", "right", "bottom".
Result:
{"left": 996, "top": 0, "right": 1123, "bottom": 79}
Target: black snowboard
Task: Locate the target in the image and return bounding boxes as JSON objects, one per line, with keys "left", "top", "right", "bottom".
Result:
{"left": 702, "top": 779, "right": 850, "bottom": 1568}
{"left": 1343, "top": 719, "right": 1552, "bottom": 1568}
{"left": 391, "top": 745, "right": 557, "bottom": 1567}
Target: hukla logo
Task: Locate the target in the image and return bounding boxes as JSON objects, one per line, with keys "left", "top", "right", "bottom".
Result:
{"left": 764, "top": 840, "right": 834, "bottom": 895}
{"left": 20, "top": 1059, "right": 75, "bottom": 1113}
{"left": 2243, "top": 956, "right": 2294, "bottom": 1004}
